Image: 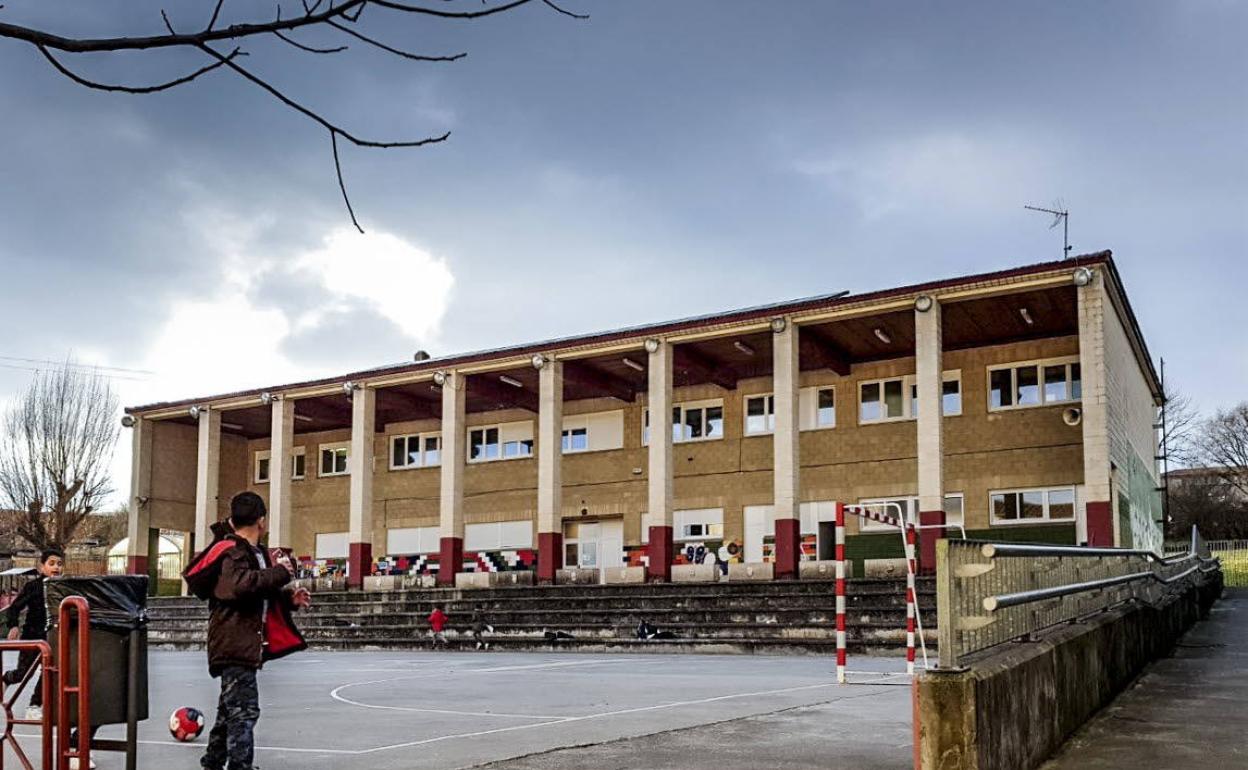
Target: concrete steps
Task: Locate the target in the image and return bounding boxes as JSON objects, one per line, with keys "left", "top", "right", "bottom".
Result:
{"left": 146, "top": 577, "right": 937, "bottom": 656}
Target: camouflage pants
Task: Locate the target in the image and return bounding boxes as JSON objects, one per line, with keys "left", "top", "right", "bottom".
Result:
{"left": 201, "top": 666, "right": 260, "bottom": 770}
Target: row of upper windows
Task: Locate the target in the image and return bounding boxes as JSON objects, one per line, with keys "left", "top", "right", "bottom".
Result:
{"left": 254, "top": 356, "right": 1082, "bottom": 482}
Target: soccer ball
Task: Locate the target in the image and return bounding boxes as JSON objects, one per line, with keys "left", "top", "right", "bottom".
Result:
{"left": 169, "top": 707, "right": 205, "bottom": 742}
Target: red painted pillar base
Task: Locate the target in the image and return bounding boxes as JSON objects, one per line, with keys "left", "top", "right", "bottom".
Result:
{"left": 438, "top": 536, "right": 464, "bottom": 586}
{"left": 537, "top": 532, "right": 562, "bottom": 584}
{"left": 347, "top": 542, "right": 372, "bottom": 590}
{"left": 774, "top": 518, "right": 801, "bottom": 580}
{"left": 1086, "top": 501, "right": 1113, "bottom": 546}
{"left": 647, "top": 526, "right": 673, "bottom": 582}
{"left": 918, "top": 510, "right": 946, "bottom": 574}
{"left": 126, "top": 555, "right": 149, "bottom": 576}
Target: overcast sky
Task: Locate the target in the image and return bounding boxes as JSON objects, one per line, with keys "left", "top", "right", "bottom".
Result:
{"left": 2, "top": 1, "right": 1245, "bottom": 507}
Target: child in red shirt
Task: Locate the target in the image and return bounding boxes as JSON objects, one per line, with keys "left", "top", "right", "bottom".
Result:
{"left": 428, "top": 604, "right": 448, "bottom": 648}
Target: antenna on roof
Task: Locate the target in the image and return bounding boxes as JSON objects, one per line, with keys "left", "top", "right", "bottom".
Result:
{"left": 1024, "top": 201, "right": 1071, "bottom": 260}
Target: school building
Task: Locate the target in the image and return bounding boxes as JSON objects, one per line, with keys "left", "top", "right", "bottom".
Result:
{"left": 121, "top": 252, "right": 1164, "bottom": 588}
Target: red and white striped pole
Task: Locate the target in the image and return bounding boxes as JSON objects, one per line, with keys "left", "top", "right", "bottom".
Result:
{"left": 904, "top": 522, "right": 918, "bottom": 675}
{"left": 835, "top": 502, "right": 847, "bottom": 684}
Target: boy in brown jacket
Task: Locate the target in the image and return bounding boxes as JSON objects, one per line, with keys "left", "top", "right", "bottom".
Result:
{"left": 184, "top": 492, "right": 310, "bottom": 770}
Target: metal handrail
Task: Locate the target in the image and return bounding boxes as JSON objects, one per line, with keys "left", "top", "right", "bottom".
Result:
{"left": 56, "top": 597, "right": 91, "bottom": 770}
{"left": 0, "top": 639, "right": 54, "bottom": 770}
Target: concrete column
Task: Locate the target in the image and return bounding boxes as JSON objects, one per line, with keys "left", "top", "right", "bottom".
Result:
{"left": 772, "top": 319, "right": 801, "bottom": 580}
{"left": 125, "top": 416, "right": 153, "bottom": 574}
{"left": 1078, "top": 271, "right": 1113, "bottom": 546}
{"left": 269, "top": 398, "right": 295, "bottom": 552}
{"left": 193, "top": 408, "right": 221, "bottom": 553}
{"left": 438, "top": 372, "right": 467, "bottom": 585}
{"left": 915, "top": 298, "right": 945, "bottom": 572}
{"left": 347, "top": 387, "right": 375, "bottom": 589}
{"left": 647, "top": 340, "right": 674, "bottom": 582}
{"left": 536, "top": 360, "right": 564, "bottom": 583}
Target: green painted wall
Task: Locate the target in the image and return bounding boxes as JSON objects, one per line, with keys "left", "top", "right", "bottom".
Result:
{"left": 844, "top": 524, "right": 1077, "bottom": 576}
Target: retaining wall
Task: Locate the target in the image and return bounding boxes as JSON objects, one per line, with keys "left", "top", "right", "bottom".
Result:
{"left": 915, "top": 575, "right": 1223, "bottom": 770}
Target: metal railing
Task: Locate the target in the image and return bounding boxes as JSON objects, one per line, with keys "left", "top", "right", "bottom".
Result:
{"left": 936, "top": 527, "right": 1222, "bottom": 668}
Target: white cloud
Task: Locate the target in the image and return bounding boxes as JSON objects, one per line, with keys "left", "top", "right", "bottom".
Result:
{"left": 292, "top": 227, "right": 455, "bottom": 339}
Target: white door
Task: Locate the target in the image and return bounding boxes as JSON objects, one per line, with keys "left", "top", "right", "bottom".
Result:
{"left": 578, "top": 523, "right": 600, "bottom": 568}
{"left": 744, "top": 505, "right": 770, "bottom": 563}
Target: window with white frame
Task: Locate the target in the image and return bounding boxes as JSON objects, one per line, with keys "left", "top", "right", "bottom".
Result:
{"left": 255, "top": 448, "right": 306, "bottom": 483}
{"left": 387, "top": 526, "right": 439, "bottom": 555}
{"left": 390, "top": 432, "right": 441, "bottom": 470}
{"left": 744, "top": 394, "right": 775, "bottom": 435}
{"left": 988, "top": 357, "right": 1081, "bottom": 411}
{"left": 746, "top": 387, "right": 837, "bottom": 434}
{"left": 255, "top": 452, "right": 271, "bottom": 484}
{"left": 859, "top": 377, "right": 908, "bottom": 423}
{"left": 643, "top": 400, "right": 724, "bottom": 444}
{"left": 465, "top": 520, "right": 534, "bottom": 551}
{"left": 910, "top": 371, "right": 963, "bottom": 417}
{"left": 814, "top": 386, "right": 836, "bottom": 427}
{"left": 562, "top": 426, "right": 588, "bottom": 452}
{"left": 990, "top": 486, "right": 1076, "bottom": 524}
{"left": 858, "top": 494, "right": 966, "bottom": 532}
{"left": 674, "top": 508, "right": 724, "bottom": 541}
{"left": 470, "top": 421, "right": 533, "bottom": 462}
{"left": 319, "top": 442, "right": 349, "bottom": 477}
{"left": 315, "top": 531, "right": 349, "bottom": 559}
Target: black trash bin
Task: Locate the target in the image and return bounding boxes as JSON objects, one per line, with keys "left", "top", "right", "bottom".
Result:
{"left": 45, "top": 575, "right": 150, "bottom": 727}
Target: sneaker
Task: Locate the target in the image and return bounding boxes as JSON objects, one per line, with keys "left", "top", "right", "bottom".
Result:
{"left": 67, "top": 758, "right": 97, "bottom": 769}
{"left": 24, "top": 706, "right": 42, "bottom": 721}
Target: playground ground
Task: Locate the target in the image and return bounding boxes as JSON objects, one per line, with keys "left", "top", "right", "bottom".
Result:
{"left": 5, "top": 649, "right": 914, "bottom": 769}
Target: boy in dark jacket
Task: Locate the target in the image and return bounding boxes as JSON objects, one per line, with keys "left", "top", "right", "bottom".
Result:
{"left": 3, "top": 549, "right": 64, "bottom": 720}
{"left": 183, "top": 492, "right": 310, "bottom": 770}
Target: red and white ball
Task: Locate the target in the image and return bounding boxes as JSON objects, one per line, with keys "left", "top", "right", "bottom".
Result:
{"left": 169, "top": 707, "right": 205, "bottom": 742}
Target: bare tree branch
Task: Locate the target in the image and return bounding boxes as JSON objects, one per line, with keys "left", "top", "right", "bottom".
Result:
{"left": 332, "top": 131, "right": 364, "bottom": 234}
{"left": 36, "top": 43, "right": 242, "bottom": 94}
{"left": 541, "top": 0, "right": 589, "bottom": 19}
{"left": 207, "top": 0, "right": 227, "bottom": 32}
{"left": 325, "top": 18, "right": 464, "bottom": 61}
{"left": 273, "top": 29, "right": 349, "bottom": 54}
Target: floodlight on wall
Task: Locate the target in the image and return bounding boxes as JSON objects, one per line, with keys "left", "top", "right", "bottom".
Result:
{"left": 873, "top": 328, "right": 892, "bottom": 345}
{"left": 342, "top": 381, "right": 358, "bottom": 396}
{"left": 733, "top": 341, "right": 756, "bottom": 356}
{"left": 1073, "top": 266, "right": 1093, "bottom": 286}
{"left": 120, "top": 414, "right": 136, "bottom": 428}
{"left": 621, "top": 357, "right": 645, "bottom": 372}
{"left": 189, "top": 405, "right": 203, "bottom": 420}
{"left": 531, "top": 354, "right": 547, "bottom": 370}
{"left": 432, "top": 371, "right": 448, "bottom": 386}
{"left": 1063, "top": 407, "right": 1083, "bottom": 426}
{"left": 770, "top": 317, "right": 787, "bottom": 334}
{"left": 914, "top": 294, "right": 934, "bottom": 313}
{"left": 1019, "top": 307, "right": 1034, "bottom": 326}
{"left": 499, "top": 374, "right": 524, "bottom": 388}
{"left": 644, "top": 338, "right": 661, "bottom": 354}
{"left": 260, "top": 392, "right": 275, "bottom": 405}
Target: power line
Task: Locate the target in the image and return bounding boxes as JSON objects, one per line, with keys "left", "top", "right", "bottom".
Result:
{"left": 0, "top": 355, "right": 154, "bottom": 377}
{"left": 0, "top": 362, "right": 150, "bottom": 382}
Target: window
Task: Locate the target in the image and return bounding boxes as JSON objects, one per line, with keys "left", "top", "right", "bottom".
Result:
{"left": 390, "top": 432, "right": 441, "bottom": 470}
{"left": 470, "top": 427, "right": 500, "bottom": 461}
{"left": 643, "top": 400, "right": 724, "bottom": 444}
{"left": 988, "top": 358, "right": 1081, "bottom": 411}
{"left": 255, "top": 454, "right": 271, "bottom": 484}
{"left": 860, "top": 378, "right": 906, "bottom": 423}
{"left": 816, "top": 387, "right": 836, "bottom": 427}
{"left": 319, "top": 443, "right": 349, "bottom": 477}
{"left": 387, "top": 526, "right": 439, "bottom": 555}
{"left": 315, "top": 531, "right": 349, "bottom": 559}
{"left": 675, "top": 508, "right": 724, "bottom": 541}
{"left": 256, "top": 449, "right": 305, "bottom": 483}
{"left": 465, "top": 521, "right": 533, "bottom": 551}
{"left": 990, "top": 487, "right": 1077, "bottom": 524}
{"left": 562, "top": 427, "right": 588, "bottom": 452}
{"left": 909, "top": 371, "right": 963, "bottom": 418}
{"left": 470, "top": 421, "right": 533, "bottom": 462}
{"left": 745, "top": 395, "right": 775, "bottom": 435}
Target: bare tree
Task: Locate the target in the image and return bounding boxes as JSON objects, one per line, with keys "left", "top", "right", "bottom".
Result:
{"left": 1199, "top": 403, "right": 1248, "bottom": 499}
{"left": 0, "top": 363, "right": 120, "bottom": 552}
{"left": 1161, "top": 382, "right": 1202, "bottom": 468}
{"left": 0, "top": 0, "right": 587, "bottom": 231}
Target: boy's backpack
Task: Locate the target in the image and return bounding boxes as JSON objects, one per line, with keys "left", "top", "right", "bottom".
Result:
{"left": 182, "top": 522, "right": 236, "bottom": 601}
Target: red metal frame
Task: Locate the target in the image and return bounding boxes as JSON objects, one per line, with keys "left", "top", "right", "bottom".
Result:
{"left": 56, "top": 597, "right": 91, "bottom": 770}
{"left": 0, "top": 639, "right": 54, "bottom": 770}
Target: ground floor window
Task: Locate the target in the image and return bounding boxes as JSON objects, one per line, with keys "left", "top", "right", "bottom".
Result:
{"left": 990, "top": 486, "right": 1076, "bottom": 524}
